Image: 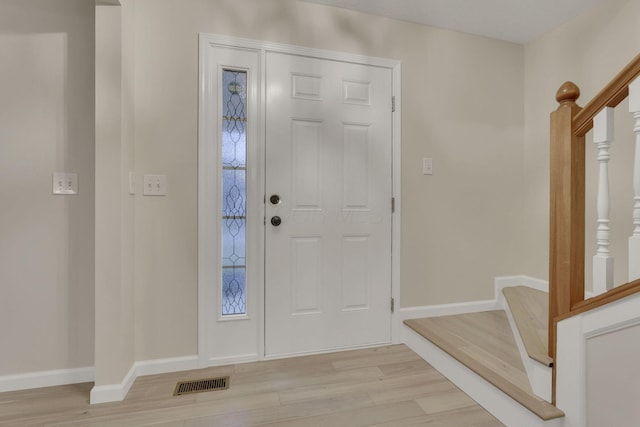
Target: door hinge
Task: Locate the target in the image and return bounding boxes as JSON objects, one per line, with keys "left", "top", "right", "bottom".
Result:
{"left": 391, "top": 96, "right": 396, "bottom": 112}
{"left": 391, "top": 298, "right": 395, "bottom": 313}
{"left": 391, "top": 197, "right": 395, "bottom": 213}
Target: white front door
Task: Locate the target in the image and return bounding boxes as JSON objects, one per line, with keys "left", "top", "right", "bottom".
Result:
{"left": 264, "top": 52, "right": 393, "bottom": 356}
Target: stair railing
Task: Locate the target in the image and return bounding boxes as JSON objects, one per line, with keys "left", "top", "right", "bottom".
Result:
{"left": 549, "top": 53, "right": 640, "bottom": 400}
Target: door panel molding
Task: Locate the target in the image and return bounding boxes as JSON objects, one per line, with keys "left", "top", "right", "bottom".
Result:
{"left": 264, "top": 51, "right": 392, "bottom": 356}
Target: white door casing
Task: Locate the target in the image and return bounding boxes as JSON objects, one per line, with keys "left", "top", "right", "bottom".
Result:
{"left": 198, "top": 43, "right": 262, "bottom": 366}
{"left": 265, "top": 52, "right": 393, "bottom": 356}
{"left": 198, "top": 34, "right": 402, "bottom": 366}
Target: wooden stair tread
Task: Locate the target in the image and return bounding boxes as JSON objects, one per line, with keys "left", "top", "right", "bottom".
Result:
{"left": 404, "top": 311, "right": 564, "bottom": 421}
{"left": 503, "top": 286, "right": 553, "bottom": 366}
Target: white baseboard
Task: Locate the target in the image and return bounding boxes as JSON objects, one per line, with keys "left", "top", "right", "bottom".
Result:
{"left": 399, "top": 275, "right": 550, "bottom": 324}
{"left": 90, "top": 364, "right": 136, "bottom": 404}
{"left": 397, "top": 299, "right": 499, "bottom": 321}
{"left": 205, "top": 353, "right": 258, "bottom": 367}
{"left": 135, "top": 355, "right": 199, "bottom": 377}
{"left": 0, "top": 355, "right": 200, "bottom": 399}
{"left": 495, "top": 275, "right": 550, "bottom": 295}
{"left": 495, "top": 275, "right": 595, "bottom": 300}
{"left": 90, "top": 355, "right": 200, "bottom": 404}
{"left": 0, "top": 366, "right": 94, "bottom": 393}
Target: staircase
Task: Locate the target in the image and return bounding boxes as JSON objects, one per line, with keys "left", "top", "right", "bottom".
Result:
{"left": 403, "top": 285, "right": 564, "bottom": 427}
{"left": 401, "top": 54, "right": 640, "bottom": 426}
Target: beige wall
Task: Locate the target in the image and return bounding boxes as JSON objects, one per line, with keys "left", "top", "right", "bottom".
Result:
{"left": 129, "top": 0, "right": 525, "bottom": 361}
{"left": 5, "top": 0, "right": 635, "bottom": 381}
{"left": 523, "top": 0, "right": 640, "bottom": 286}
{"left": 94, "top": 3, "right": 136, "bottom": 387}
{"left": 0, "top": 0, "right": 95, "bottom": 375}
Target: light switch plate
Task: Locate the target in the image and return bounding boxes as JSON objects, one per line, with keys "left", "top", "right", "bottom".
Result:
{"left": 423, "top": 158, "right": 433, "bottom": 175}
{"left": 53, "top": 172, "right": 78, "bottom": 195}
{"left": 143, "top": 174, "right": 166, "bottom": 196}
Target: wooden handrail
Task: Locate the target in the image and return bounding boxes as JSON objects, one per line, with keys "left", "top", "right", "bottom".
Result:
{"left": 573, "top": 53, "right": 640, "bottom": 136}
{"left": 555, "top": 278, "right": 640, "bottom": 323}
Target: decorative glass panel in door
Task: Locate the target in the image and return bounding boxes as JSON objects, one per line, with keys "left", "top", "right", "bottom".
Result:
{"left": 221, "top": 70, "right": 247, "bottom": 315}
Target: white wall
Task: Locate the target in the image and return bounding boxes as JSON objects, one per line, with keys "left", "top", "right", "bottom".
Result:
{"left": 0, "top": 0, "right": 95, "bottom": 376}
{"left": 127, "top": 0, "right": 525, "bottom": 362}
{"left": 523, "top": 0, "right": 640, "bottom": 286}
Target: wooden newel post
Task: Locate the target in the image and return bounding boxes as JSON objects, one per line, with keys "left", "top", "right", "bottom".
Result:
{"left": 549, "top": 82, "right": 585, "bottom": 359}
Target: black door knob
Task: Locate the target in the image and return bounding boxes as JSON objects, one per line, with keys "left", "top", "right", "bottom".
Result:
{"left": 270, "top": 216, "right": 282, "bottom": 227}
{"left": 269, "top": 194, "right": 281, "bottom": 205}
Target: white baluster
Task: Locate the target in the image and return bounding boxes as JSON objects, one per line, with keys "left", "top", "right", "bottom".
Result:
{"left": 593, "top": 107, "right": 614, "bottom": 295}
{"left": 630, "top": 78, "right": 640, "bottom": 281}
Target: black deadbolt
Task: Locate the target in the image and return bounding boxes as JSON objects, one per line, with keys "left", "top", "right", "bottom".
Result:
{"left": 270, "top": 216, "right": 282, "bottom": 227}
{"left": 269, "top": 194, "right": 281, "bottom": 205}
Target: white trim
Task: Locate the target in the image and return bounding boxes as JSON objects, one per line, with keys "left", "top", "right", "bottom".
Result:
{"left": 0, "top": 356, "right": 200, "bottom": 397}
{"left": 396, "top": 275, "right": 552, "bottom": 323}
{"left": 198, "top": 39, "right": 262, "bottom": 366}
{"left": 256, "top": 40, "right": 267, "bottom": 364}
{"left": 494, "top": 275, "right": 596, "bottom": 300}
{"left": 0, "top": 366, "right": 94, "bottom": 393}
{"left": 403, "top": 325, "right": 564, "bottom": 427}
{"left": 197, "top": 33, "right": 216, "bottom": 368}
{"left": 206, "top": 353, "right": 259, "bottom": 367}
{"left": 262, "top": 342, "right": 391, "bottom": 361}
{"left": 135, "top": 355, "right": 199, "bottom": 377}
{"left": 495, "top": 275, "right": 550, "bottom": 295}
{"left": 199, "top": 34, "right": 400, "bottom": 70}
{"left": 496, "top": 275, "right": 552, "bottom": 401}
{"left": 555, "top": 316, "right": 585, "bottom": 427}
{"left": 89, "top": 355, "right": 200, "bottom": 404}
{"left": 495, "top": 276, "right": 557, "bottom": 315}
{"left": 502, "top": 294, "right": 552, "bottom": 401}
{"left": 397, "top": 299, "right": 499, "bottom": 322}
{"left": 90, "top": 364, "right": 136, "bottom": 404}
{"left": 390, "top": 62, "right": 402, "bottom": 344}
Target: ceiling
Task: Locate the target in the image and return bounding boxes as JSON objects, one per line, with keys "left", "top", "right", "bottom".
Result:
{"left": 300, "top": 0, "right": 608, "bottom": 44}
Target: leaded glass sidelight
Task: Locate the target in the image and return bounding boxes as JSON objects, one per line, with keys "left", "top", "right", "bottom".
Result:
{"left": 221, "top": 70, "right": 247, "bottom": 316}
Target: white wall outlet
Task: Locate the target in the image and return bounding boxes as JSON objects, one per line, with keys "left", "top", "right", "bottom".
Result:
{"left": 53, "top": 172, "right": 78, "bottom": 195}
{"left": 143, "top": 174, "right": 166, "bottom": 196}
{"left": 422, "top": 157, "right": 433, "bottom": 175}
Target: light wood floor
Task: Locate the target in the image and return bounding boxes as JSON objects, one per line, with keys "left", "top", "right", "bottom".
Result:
{"left": 0, "top": 345, "right": 503, "bottom": 427}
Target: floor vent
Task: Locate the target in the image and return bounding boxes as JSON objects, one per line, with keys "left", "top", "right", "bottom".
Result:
{"left": 173, "top": 376, "right": 229, "bottom": 396}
